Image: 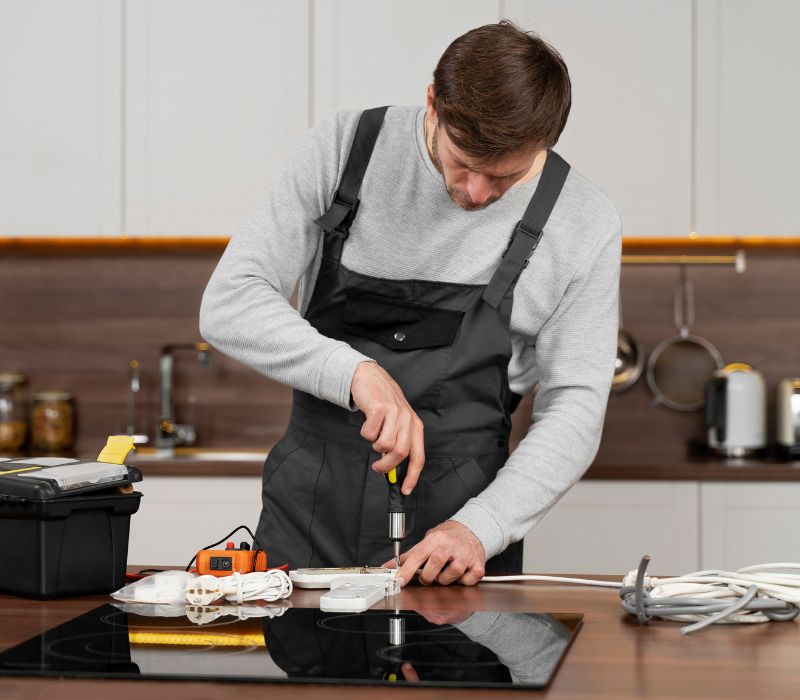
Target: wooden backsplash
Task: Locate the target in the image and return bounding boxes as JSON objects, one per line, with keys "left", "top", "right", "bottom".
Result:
{"left": 1, "top": 240, "right": 798, "bottom": 463}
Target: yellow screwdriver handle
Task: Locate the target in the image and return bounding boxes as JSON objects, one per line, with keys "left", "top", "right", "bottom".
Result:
{"left": 387, "top": 467, "right": 398, "bottom": 484}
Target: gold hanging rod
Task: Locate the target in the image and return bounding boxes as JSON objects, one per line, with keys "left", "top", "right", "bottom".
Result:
{"left": 621, "top": 250, "right": 746, "bottom": 273}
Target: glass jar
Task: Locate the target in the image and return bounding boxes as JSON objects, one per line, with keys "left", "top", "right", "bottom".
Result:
{"left": 31, "top": 390, "right": 75, "bottom": 453}
{"left": 0, "top": 372, "right": 29, "bottom": 452}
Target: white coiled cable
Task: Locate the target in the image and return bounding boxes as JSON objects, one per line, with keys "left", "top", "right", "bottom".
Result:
{"left": 185, "top": 570, "right": 293, "bottom": 606}
{"left": 482, "top": 556, "right": 800, "bottom": 635}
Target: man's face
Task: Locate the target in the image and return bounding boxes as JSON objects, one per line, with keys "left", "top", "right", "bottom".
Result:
{"left": 429, "top": 121, "right": 540, "bottom": 211}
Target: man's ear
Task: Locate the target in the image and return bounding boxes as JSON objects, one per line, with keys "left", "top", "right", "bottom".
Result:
{"left": 426, "top": 84, "right": 437, "bottom": 124}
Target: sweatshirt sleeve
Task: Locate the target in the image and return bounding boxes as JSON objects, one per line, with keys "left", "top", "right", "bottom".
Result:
{"left": 450, "top": 209, "right": 622, "bottom": 561}
{"left": 199, "top": 112, "right": 374, "bottom": 409}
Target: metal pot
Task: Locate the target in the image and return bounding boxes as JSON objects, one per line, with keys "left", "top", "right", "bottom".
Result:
{"left": 646, "top": 266, "right": 723, "bottom": 411}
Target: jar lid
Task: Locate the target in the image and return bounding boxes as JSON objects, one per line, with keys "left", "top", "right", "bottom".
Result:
{"left": 0, "top": 371, "right": 27, "bottom": 389}
{"left": 33, "top": 389, "right": 73, "bottom": 401}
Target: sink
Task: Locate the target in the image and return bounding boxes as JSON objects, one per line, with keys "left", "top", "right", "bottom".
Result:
{"left": 129, "top": 447, "right": 268, "bottom": 463}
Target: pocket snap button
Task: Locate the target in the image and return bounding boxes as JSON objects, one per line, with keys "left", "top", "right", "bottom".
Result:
{"left": 393, "top": 331, "right": 406, "bottom": 342}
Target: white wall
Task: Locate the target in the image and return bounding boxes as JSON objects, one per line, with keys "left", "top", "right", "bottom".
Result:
{"left": 1, "top": 1, "right": 798, "bottom": 236}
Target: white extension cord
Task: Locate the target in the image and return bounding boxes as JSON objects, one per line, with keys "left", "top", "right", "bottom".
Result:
{"left": 185, "top": 570, "right": 293, "bottom": 606}
{"left": 482, "top": 557, "right": 800, "bottom": 635}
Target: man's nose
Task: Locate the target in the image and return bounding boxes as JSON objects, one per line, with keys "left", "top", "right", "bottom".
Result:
{"left": 465, "top": 172, "right": 494, "bottom": 204}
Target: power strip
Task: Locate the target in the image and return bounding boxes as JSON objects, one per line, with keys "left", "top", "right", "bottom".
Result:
{"left": 319, "top": 575, "right": 400, "bottom": 613}
{"left": 290, "top": 567, "right": 396, "bottom": 589}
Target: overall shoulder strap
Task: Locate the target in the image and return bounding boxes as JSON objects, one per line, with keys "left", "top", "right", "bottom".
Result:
{"left": 313, "top": 106, "right": 389, "bottom": 258}
{"left": 482, "top": 150, "right": 571, "bottom": 308}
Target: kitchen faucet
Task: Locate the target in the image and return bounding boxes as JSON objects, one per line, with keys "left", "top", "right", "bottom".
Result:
{"left": 156, "top": 342, "right": 211, "bottom": 453}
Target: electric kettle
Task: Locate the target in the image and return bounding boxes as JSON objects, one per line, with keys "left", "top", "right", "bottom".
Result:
{"left": 704, "top": 363, "right": 766, "bottom": 457}
{"left": 776, "top": 378, "right": 800, "bottom": 460}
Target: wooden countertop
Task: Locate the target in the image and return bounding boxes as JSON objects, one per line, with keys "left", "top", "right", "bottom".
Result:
{"left": 123, "top": 453, "right": 800, "bottom": 481}
{"left": 1, "top": 572, "right": 798, "bottom": 699}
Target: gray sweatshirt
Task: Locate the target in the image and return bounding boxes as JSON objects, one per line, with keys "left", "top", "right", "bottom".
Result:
{"left": 199, "top": 105, "right": 621, "bottom": 562}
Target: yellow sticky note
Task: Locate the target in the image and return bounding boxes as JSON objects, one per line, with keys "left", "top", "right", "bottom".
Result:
{"left": 97, "top": 435, "right": 136, "bottom": 465}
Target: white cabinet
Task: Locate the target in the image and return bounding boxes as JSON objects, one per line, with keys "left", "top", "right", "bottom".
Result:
{"left": 695, "top": 1, "right": 800, "bottom": 236}
{"left": 124, "top": 0, "right": 310, "bottom": 235}
{"left": 129, "top": 477, "right": 798, "bottom": 574}
{"left": 522, "top": 480, "right": 699, "bottom": 575}
{"left": 504, "top": 0, "right": 693, "bottom": 237}
{"left": 128, "top": 476, "right": 263, "bottom": 567}
{"left": 0, "top": 0, "right": 122, "bottom": 235}
{"left": 312, "top": 0, "right": 500, "bottom": 119}
{"left": 700, "top": 482, "right": 800, "bottom": 569}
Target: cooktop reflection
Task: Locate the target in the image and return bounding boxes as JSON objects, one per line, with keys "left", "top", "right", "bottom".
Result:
{"left": 0, "top": 603, "right": 582, "bottom": 689}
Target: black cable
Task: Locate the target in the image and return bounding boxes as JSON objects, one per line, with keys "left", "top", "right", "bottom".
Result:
{"left": 185, "top": 524, "right": 263, "bottom": 572}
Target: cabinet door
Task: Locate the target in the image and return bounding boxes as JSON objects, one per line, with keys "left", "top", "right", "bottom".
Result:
{"left": 523, "top": 481, "right": 699, "bottom": 575}
{"left": 695, "top": 1, "right": 800, "bottom": 236}
{"left": 0, "top": 0, "right": 121, "bottom": 235}
{"left": 504, "top": 0, "right": 693, "bottom": 237}
{"left": 312, "top": 0, "right": 500, "bottom": 118}
{"left": 125, "top": 0, "right": 309, "bottom": 235}
{"left": 700, "top": 482, "right": 800, "bottom": 569}
{"left": 128, "top": 476, "right": 263, "bottom": 567}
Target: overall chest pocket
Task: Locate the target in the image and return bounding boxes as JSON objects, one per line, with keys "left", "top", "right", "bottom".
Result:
{"left": 341, "top": 292, "right": 465, "bottom": 409}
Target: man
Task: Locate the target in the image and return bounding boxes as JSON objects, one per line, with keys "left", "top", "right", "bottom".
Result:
{"left": 200, "top": 21, "right": 621, "bottom": 587}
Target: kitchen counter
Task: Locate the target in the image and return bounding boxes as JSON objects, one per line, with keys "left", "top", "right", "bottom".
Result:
{"left": 1, "top": 571, "right": 798, "bottom": 699}
{"left": 121, "top": 450, "right": 800, "bottom": 480}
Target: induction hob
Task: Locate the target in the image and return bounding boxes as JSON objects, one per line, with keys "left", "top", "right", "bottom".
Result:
{"left": 0, "top": 603, "right": 582, "bottom": 690}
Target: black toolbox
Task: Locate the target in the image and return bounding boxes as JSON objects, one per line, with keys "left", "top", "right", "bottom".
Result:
{"left": 0, "top": 457, "right": 143, "bottom": 599}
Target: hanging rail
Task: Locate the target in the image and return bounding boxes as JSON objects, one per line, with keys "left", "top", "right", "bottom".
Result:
{"left": 621, "top": 250, "right": 746, "bottom": 273}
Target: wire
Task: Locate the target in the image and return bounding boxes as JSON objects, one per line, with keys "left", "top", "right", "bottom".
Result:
{"left": 185, "top": 570, "right": 293, "bottom": 606}
{"left": 185, "top": 525, "right": 263, "bottom": 572}
{"left": 480, "top": 555, "right": 800, "bottom": 634}
{"left": 481, "top": 574, "right": 623, "bottom": 588}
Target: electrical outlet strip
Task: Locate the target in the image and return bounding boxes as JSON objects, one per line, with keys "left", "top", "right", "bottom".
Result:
{"left": 318, "top": 574, "right": 400, "bottom": 613}
{"left": 320, "top": 583, "right": 384, "bottom": 613}
{"left": 290, "top": 567, "right": 396, "bottom": 589}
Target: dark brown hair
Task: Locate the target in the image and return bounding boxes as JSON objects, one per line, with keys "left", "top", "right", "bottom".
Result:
{"left": 432, "top": 21, "right": 572, "bottom": 160}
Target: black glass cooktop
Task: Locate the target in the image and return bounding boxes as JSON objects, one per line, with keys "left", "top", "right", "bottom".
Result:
{"left": 0, "top": 603, "right": 582, "bottom": 689}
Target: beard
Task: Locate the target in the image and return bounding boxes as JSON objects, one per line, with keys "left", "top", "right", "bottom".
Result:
{"left": 430, "top": 123, "right": 499, "bottom": 211}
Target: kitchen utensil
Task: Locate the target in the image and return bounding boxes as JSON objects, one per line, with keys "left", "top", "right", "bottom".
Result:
{"left": 776, "top": 378, "right": 800, "bottom": 460}
{"left": 612, "top": 292, "right": 644, "bottom": 393}
{"left": 704, "top": 363, "right": 767, "bottom": 457}
{"left": 646, "top": 266, "right": 723, "bottom": 411}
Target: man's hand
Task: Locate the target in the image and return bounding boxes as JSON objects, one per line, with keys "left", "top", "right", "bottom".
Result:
{"left": 350, "top": 361, "right": 425, "bottom": 495}
{"left": 384, "top": 520, "right": 486, "bottom": 587}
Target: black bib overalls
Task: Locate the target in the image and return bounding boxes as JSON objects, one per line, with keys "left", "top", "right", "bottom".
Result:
{"left": 256, "top": 107, "right": 570, "bottom": 573}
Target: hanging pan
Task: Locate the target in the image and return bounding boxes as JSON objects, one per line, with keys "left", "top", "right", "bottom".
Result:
{"left": 646, "top": 266, "right": 723, "bottom": 411}
{"left": 612, "top": 291, "right": 645, "bottom": 393}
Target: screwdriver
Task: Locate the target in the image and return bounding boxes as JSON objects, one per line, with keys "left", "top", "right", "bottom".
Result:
{"left": 385, "top": 463, "right": 406, "bottom": 569}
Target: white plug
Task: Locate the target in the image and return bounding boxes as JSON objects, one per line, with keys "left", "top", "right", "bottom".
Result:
{"left": 185, "top": 575, "right": 224, "bottom": 605}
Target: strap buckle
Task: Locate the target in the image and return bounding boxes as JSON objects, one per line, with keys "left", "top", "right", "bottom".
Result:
{"left": 332, "top": 192, "right": 360, "bottom": 234}
{"left": 515, "top": 220, "right": 543, "bottom": 243}
{"left": 501, "top": 220, "right": 543, "bottom": 258}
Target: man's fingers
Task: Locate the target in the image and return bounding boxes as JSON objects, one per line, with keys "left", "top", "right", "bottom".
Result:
{"left": 397, "top": 543, "right": 431, "bottom": 585}
{"left": 401, "top": 662, "right": 420, "bottom": 682}
{"left": 419, "top": 549, "right": 449, "bottom": 586}
{"left": 459, "top": 563, "right": 486, "bottom": 587}
{"left": 360, "top": 405, "right": 385, "bottom": 443}
{"left": 402, "top": 418, "right": 425, "bottom": 495}
{"left": 436, "top": 558, "right": 467, "bottom": 586}
{"left": 371, "top": 408, "right": 398, "bottom": 455}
